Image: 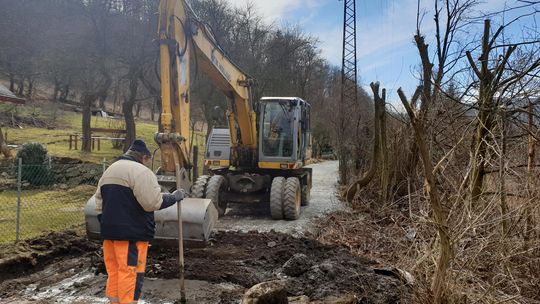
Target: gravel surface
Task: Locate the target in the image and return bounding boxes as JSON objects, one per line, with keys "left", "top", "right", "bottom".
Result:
{"left": 215, "top": 160, "right": 347, "bottom": 236}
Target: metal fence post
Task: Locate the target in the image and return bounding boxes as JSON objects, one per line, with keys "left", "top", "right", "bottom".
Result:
{"left": 102, "top": 158, "right": 107, "bottom": 173}
{"left": 15, "top": 158, "right": 22, "bottom": 242}
{"left": 193, "top": 145, "right": 199, "bottom": 181}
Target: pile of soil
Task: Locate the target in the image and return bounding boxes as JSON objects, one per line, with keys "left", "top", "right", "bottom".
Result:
{"left": 104, "top": 231, "right": 409, "bottom": 302}
{"left": 0, "top": 229, "right": 98, "bottom": 282}
{"left": 0, "top": 229, "right": 410, "bottom": 303}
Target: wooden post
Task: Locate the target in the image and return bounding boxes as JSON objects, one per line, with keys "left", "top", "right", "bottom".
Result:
{"left": 98, "top": 138, "right": 101, "bottom": 151}
{"left": 0, "top": 127, "right": 10, "bottom": 158}
{"left": 69, "top": 135, "right": 72, "bottom": 150}
{"left": 92, "top": 137, "right": 95, "bottom": 151}
{"left": 75, "top": 135, "right": 78, "bottom": 150}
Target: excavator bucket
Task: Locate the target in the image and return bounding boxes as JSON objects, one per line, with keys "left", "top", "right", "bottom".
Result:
{"left": 84, "top": 195, "right": 218, "bottom": 243}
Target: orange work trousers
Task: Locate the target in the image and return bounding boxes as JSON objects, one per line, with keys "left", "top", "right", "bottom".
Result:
{"left": 103, "top": 240, "right": 149, "bottom": 304}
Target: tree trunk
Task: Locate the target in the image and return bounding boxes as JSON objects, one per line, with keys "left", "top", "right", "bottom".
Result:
{"left": 499, "top": 113, "right": 508, "bottom": 234}
{"left": 135, "top": 102, "right": 142, "bottom": 118}
{"left": 81, "top": 93, "right": 95, "bottom": 152}
{"left": 123, "top": 73, "right": 139, "bottom": 151}
{"left": 17, "top": 78, "right": 24, "bottom": 96}
{"left": 379, "top": 93, "right": 390, "bottom": 204}
{"left": 59, "top": 84, "right": 70, "bottom": 103}
{"left": 53, "top": 77, "right": 60, "bottom": 102}
{"left": 9, "top": 74, "right": 15, "bottom": 92}
{"left": 151, "top": 98, "right": 156, "bottom": 121}
{"left": 98, "top": 73, "right": 112, "bottom": 109}
{"left": 0, "top": 127, "right": 11, "bottom": 158}
{"left": 345, "top": 82, "right": 386, "bottom": 202}
{"left": 398, "top": 87, "right": 451, "bottom": 304}
{"left": 26, "top": 77, "right": 34, "bottom": 98}
{"left": 468, "top": 20, "right": 495, "bottom": 203}
{"left": 525, "top": 99, "right": 536, "bottom": 244}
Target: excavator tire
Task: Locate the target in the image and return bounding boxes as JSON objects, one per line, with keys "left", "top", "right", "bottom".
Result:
{"left": 205, "top": 175, "right": 227, "bottom": 217}
{"left": 270, "top": 177, "right": 285, "bottom": 220}
{"left": 192, "top": 175, "right": 210, "bottom": 198}
{"left": 283, "top": 177, "right": 301, "bottom": 220}
{"left": 301, "top": 185, "right": 310, "bottom": 206}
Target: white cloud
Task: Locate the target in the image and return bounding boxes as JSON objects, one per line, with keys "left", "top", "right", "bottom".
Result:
{"left": 225, "top": 0, "right": 322, "bottom": 22}
{"left": 357, "top": 0, "right": 423, "bottom": 60}
{"left": 314, "top": 27, "right": 342, "bottom": 66}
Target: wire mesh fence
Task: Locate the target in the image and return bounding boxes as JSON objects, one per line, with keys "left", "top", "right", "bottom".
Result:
{"left": 0, "top": 160, "right": 104, "bottom": 243}
{"left": 0, "top": 143, "right": 206, "bottom": 244}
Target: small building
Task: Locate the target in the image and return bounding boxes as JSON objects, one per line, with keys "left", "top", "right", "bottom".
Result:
{"left": 0, "top": 84, "right": 25, "bottom": 104}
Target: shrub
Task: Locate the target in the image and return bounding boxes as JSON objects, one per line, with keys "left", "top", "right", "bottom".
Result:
{"left": 16, "top": 143, "right": 51, "bottom": 186}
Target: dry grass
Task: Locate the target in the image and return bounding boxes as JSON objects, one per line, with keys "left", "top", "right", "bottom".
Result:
{"left": 313, "top": 179, "right": 540, "bottom": 303}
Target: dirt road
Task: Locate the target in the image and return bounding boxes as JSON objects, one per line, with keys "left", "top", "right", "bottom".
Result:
{"left": 216, "top": 160, "right": 346, "bottom": 235}
{"left": 0, "top": 161, "right": 408, "bottom": 304}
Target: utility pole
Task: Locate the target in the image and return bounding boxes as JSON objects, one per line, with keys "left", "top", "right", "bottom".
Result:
{"left": 341, "top": 0, "right": 358, "bottom": 102}
{"left": 338, "top": 0, "right": 357, "bottom": 184}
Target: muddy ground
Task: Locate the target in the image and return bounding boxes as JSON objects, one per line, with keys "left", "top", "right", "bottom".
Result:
{"left": 0, "top": 161, "right": 410, "bottom": 303}
{"left": 0, "top": 230, "right": 409, "bottom": 303}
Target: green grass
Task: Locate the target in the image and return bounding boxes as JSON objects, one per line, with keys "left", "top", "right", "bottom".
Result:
{"left": 1, "top": 104, "right": 193, "bottom": 163}
{"left": 2, "top": 104, "right": 208, "bottom": 165}
{"left": 0, "top": 185, "right": 96, "bottom": 243}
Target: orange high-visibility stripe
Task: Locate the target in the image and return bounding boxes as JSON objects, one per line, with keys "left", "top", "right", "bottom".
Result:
{"left": 103, "top": 240, "right": 149, "bottom": 304}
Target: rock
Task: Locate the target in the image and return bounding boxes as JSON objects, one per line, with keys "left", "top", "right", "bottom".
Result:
{"left": 282, "top": 254, "right": 312, "bottom": 277}
{"left": 288, "top": 295, "right": 310, "bottom": 304}
{"left": 241, "top": 280, "right": 288, "bottom": 304}
{"left": 59, "top": 184, "right": 68, "bottom": 190}
{"left": 1, "top": 172, "right": 8, "bottom": 178}
{"left": 374, "top": 267, "right": 415, "bottom": 285}
{"left": 267, "top": 241, "right": 277, "bottom": 248}
{"left": 405, "top": 228, "right": 416, "bottom": 241}
{"left": 22, "top": 182, "right": 30, "bottom": 187}
{"left": 318, "top": 262, "right": 336, "bottom": 277}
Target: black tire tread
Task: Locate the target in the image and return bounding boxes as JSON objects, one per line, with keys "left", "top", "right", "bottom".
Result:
{"left": 270, "top": 177, "right": 285, "bottom": 220}
{"left": 283, "top": 177, "right": 301, "bottom": 220}
{"left": 192, "top": 175, "right": 210, "bottom": 198}
{"left": 205, "top": 175, "right": 227, "bottom": 217}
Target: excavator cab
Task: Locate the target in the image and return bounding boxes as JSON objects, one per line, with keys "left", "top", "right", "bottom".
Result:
{"left": 259, "top": 97, "right": 311, "bottom": 164}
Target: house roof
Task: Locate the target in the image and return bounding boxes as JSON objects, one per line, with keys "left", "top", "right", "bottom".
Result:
{"left": 0, "top": 84, "right": 25, "bottom": 104}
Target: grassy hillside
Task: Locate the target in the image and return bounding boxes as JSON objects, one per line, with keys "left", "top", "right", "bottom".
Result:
{"left": 1, "top": 104, "right": 206, "bottom": 164}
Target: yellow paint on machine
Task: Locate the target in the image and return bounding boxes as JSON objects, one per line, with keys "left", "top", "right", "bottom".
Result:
{"left": 205, "top": 159, "right": 230, "bottom": 169}
{"left": 258, "top": 162, "right": 303, "bottom": 170}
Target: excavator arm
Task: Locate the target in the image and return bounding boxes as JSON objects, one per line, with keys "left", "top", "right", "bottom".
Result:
{"left": 157, "top": 0, "right": 257, "bottom": 174}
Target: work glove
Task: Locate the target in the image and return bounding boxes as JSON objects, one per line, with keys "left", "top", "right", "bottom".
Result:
{"left": 172, "top": 189, "right": 186, "bottom": 202}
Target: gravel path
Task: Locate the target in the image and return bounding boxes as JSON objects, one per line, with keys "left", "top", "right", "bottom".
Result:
{"left": 215, "top": 160, "right": 346, "bottom": 236}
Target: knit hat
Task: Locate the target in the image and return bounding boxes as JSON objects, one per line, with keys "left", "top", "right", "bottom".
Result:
{"left": 128, "top": 139, "right": 151, "bottom": 156}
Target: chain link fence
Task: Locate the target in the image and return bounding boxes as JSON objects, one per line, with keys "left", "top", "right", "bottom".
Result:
{"left": 0, "top": 159, "right": 105, "bottom": 243}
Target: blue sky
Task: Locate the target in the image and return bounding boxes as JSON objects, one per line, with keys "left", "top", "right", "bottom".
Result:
{"left": 225, "top": 0, "right": 539, "bottom": 103}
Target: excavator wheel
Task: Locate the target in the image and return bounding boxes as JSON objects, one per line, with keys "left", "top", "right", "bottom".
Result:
{"left": 270, "top": 177, "right": 285, "bottom": 220}
{"left": 301, "top": 185, "right": 310, "bottom": 206}
{"left": 283, "top": 177, "right": 301, "bottom": 220}
{"left": 205, "top": 175, "right": 228, "bottom": 217}
{"left": 192, "top": 175, "right": 210, "bottom": 198}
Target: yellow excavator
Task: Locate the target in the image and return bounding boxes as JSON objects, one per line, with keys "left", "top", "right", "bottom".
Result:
{"left": 85, "top": 0, "right": 312, "bottom": 243}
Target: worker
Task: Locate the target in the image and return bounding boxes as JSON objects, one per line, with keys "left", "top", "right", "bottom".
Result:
{"left": 94, "top": 139, "right": 185, "bottom": 304}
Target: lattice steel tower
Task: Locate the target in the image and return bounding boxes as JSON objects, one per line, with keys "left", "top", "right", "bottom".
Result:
{"left": 341, "top": 0, "right": 357, "bottom": 106}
